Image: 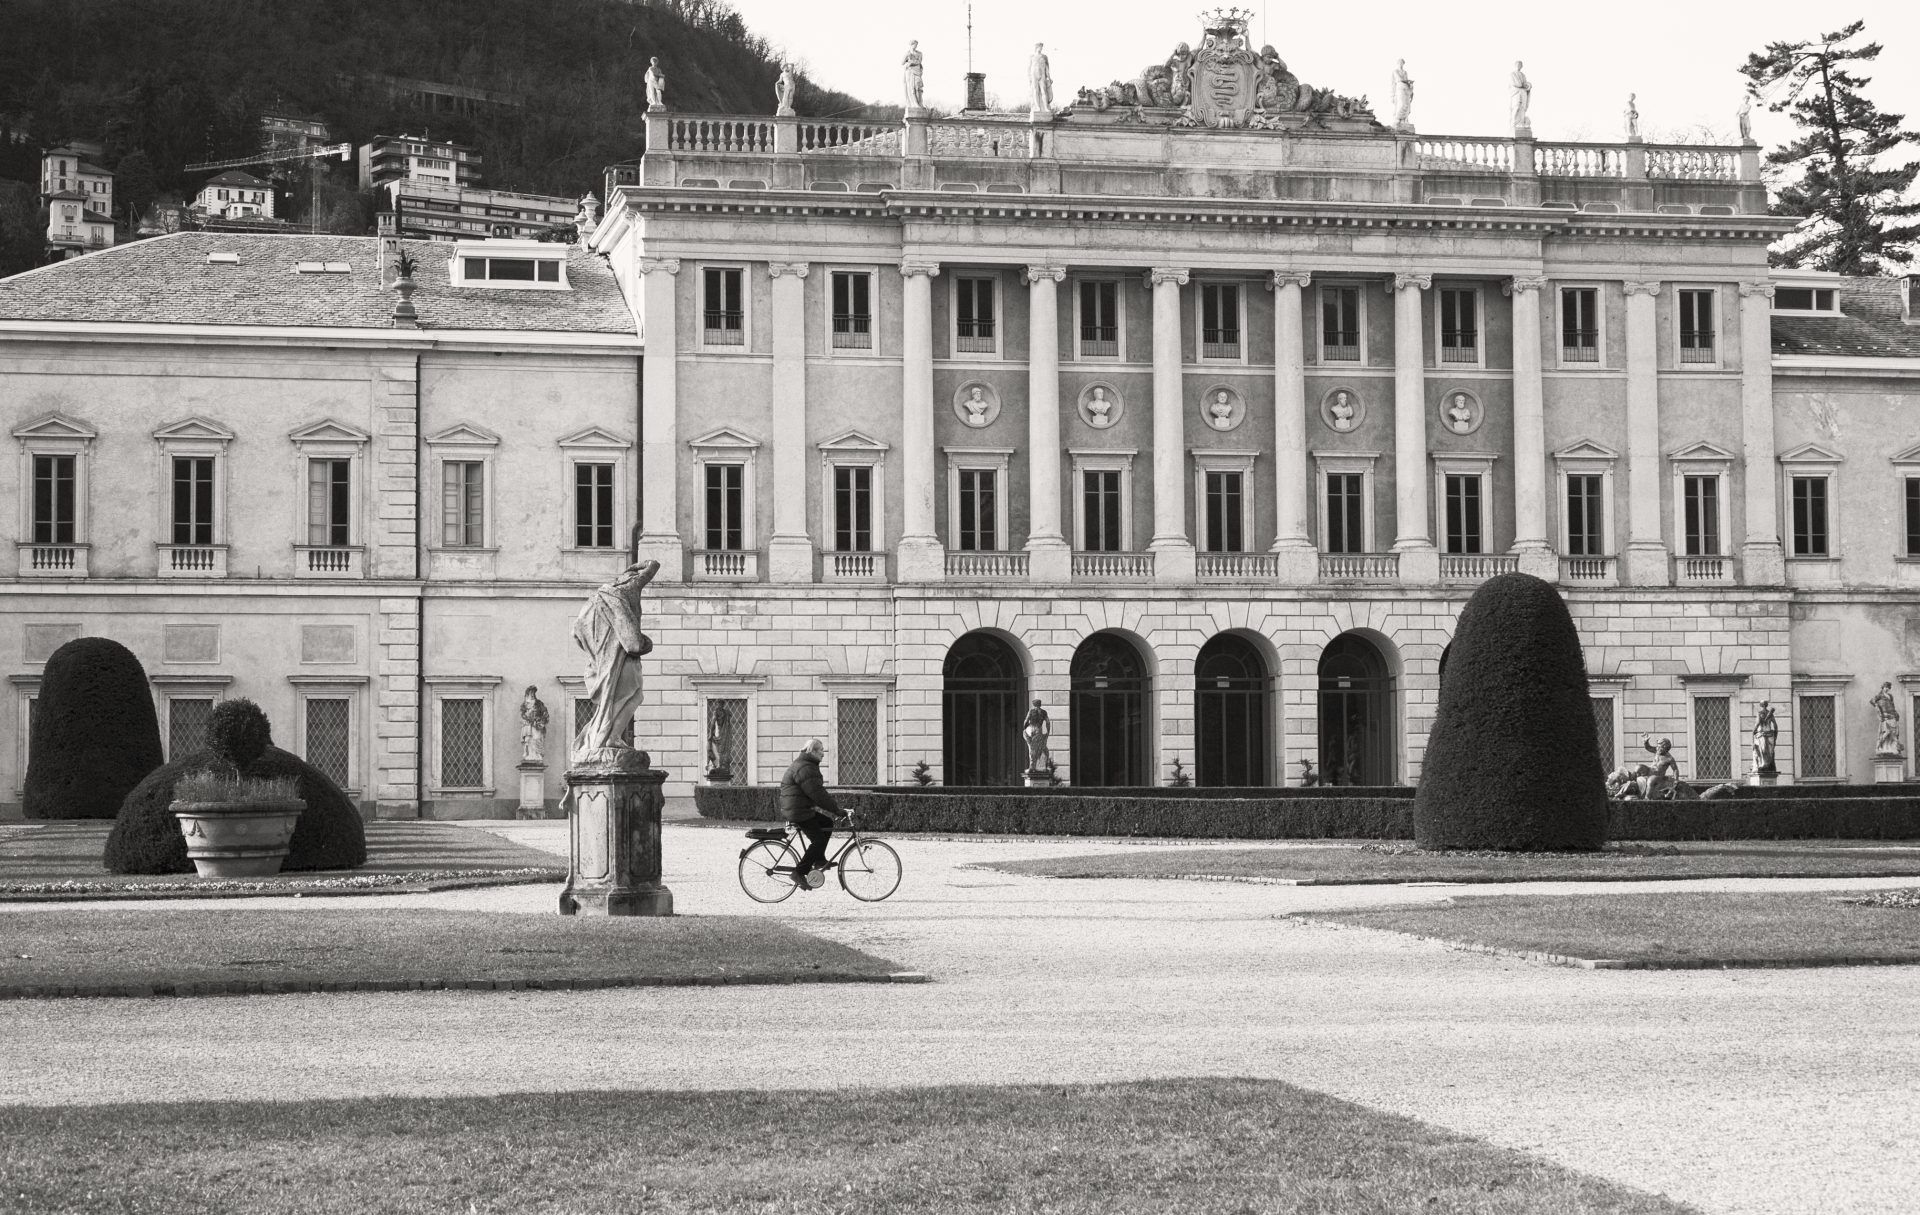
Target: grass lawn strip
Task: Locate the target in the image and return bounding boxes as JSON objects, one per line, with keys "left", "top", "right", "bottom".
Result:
{"left": 0, "top": 1079, "right": 1695, "bottom": 1215}
{"left": 1301, "top": 889, "right": 1920, "bottom": 968}
{"left": 0, "top": 909, "right": 917, "bottom": 998}
{"left": 982, "top": 840, "right": 1920, "bottom": 885}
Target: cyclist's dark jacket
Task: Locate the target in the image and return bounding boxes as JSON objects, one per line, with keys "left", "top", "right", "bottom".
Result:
{"left": 779, "top": 752, "right": 841, "bottom": 823}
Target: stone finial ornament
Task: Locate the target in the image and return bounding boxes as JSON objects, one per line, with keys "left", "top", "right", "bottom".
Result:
{"left": 645, "top": 58, "right": 667, "bottom": 110}
{"left": 1509, "top": 61, "right": 1531, "bottom": 132}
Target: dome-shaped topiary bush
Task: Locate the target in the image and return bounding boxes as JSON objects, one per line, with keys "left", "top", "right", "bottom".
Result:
{"left": 24, "top": 637, "right": 164, "bottom": 820}
{"left": 206, "top": 698, "right": 272, "bottom": 769}
{"left": 1414, "top": 572, "right": 1609, "bottom": 851}
{"left": 103, "top": 740, "right": 368, "bottom": 875}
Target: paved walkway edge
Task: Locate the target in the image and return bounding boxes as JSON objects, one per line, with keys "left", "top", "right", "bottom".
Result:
{"left": 0, "top": 971, "right": 931, "bottom": 1001}
{"left": 0, "top": 873, "right": 567, "bottom": 903}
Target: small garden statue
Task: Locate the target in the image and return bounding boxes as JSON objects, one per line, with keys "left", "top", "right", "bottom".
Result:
{"left": 1872, "top": 682, "right": 1904, "bottom": 757}
{"left": 519, "top": 685, "right": 550, "bottom": 763}
{"left": 1022, "top": 698, "right": 1055, "bottom": 780}
{"left": 912, "top": 759, "right": 933, "bottom": 786}
{"left": 1752, "top": 700, "right": 1778, "bottom": 776}
{"left": 1639, "top": 734, "right": 1681, "bottom": 798}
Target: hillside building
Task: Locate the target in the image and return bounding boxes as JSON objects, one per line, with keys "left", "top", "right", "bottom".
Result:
{"left": 382, "top": 179, "right": 579, "bottom": 243}
{"left": 194, "top": 170, "right": 277, "bottom": 221}
{"left": 357, "top": 134, "right": 483, "bottom": 192}
{"left": 40, "top": 145, "right": 114, "bottom": 258}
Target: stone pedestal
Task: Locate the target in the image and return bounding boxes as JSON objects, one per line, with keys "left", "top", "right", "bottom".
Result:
{"left": 516, "top": 759, "right": 547, "bottom": 819}
{"left": 1875, "top": 756, "right": 1907, "bottom": 784}
{"left": 560, "top": 756, "right": 672, "bottom": 916}
{"left": 1749, "top": 771, "right": 1777, "bottom": 787}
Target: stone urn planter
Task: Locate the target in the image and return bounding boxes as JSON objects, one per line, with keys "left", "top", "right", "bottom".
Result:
{"left": 170, "top": 774, "right": 305, "bottom": 878}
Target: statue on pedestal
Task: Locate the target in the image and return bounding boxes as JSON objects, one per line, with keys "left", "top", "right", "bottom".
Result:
{"left": 570, "top": 559, "right": 659, "bottom": 766}
{"left": 1509, "top": 61, "right": 1531, "bottom": 132}
{"left": 903, "top": 42, "right": 925, "bottom": 110}
{"left": 1392, "top": 59, "right": 1414, "bottom": 129}
{"left": 1737, "top": 91, "right": 1754, "bottom": 143}
{"left": 776, "top": 62, "right": 797, "bottom": 116}
{"left": 645, "top": 58, "right": 667, "bottom": 110}
{"left": 519, "top": 686, "right": 550, "bottom": 763}
{"left": 1624, "top": 93, "right": 1640, "bottom": 140}
{"left": 1872, "top": 682, "right": 1905, "bottom": 757}
{"left": 1022, "top": 699, "right": 1053, "bottom": 776}
{"left": 1029, "top": 43, "right": 1053, "bottom": 117}
{"left": 1751, "top": 700, "right": 1778, "bottom": 776}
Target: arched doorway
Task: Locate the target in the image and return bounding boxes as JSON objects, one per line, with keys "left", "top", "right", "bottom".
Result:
{"left": 1195, "top": 634, "right": 1269, "bottom": 787}
{"left": 942, "top": 632, "right": 1025, "bottom": 786}
{"left": 1071, "top": 632, "right": 1151, "bottom": 786}
{"left": 1318, "top": 633, "right": 1396, "bottom": 785}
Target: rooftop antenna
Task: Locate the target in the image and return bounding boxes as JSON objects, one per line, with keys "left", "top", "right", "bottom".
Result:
{"left": 966, "top": 2, "right": 973, "bottom": 75}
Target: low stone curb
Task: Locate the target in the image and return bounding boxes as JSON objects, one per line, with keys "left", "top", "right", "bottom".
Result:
{"left": 1000, "top": 868, "right": 1920, "bottom": 887}
{"left": 0, "top": 872, "right": 568, "bottom": 903}
{"left": 0, "top": 970, "right": 931, "bottom": 1001}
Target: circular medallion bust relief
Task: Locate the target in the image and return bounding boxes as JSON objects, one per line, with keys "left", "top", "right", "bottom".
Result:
{"left": 1077, "top": 382, "right": 1123, "bottom": 429}
{"left": 1198, "top": 385, "right": 1245, "bottom": 432}
{"left": 953, "top": 382, "right": 1001, "bottom": 428}
{"left": 1440, "top": 388, "right": 1483, "bottom": 436}
{"left": 1319, "top": 386, "right": 1367, "bottom": 433}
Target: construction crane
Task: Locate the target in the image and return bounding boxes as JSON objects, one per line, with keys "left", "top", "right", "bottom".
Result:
{"left": 182, "top": 142, "right": 354, "bottom": 233}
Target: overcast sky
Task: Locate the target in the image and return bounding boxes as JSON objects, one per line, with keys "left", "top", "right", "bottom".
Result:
{"left": 726, "top": 0, "right": 1918, "bottom": 149}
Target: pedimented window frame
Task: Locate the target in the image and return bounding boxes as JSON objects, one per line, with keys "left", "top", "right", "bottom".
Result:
{"left": 13, "top": 412, "right": 97, "bottom": 562}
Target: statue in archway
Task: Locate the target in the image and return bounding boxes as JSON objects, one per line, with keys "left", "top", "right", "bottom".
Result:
{"left": 1022, "top": 698, "right": 1053, "bottom": 774}
{"left": 1873, "top": 682, "right": 1904, "bottom": 757}
{"left": 1751, "top": 700, "right": 1778, "bottom": 776}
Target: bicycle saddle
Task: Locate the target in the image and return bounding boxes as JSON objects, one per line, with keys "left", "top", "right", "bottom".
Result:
{"left": 745, "top": 827, "right": 789, "bottom": 840}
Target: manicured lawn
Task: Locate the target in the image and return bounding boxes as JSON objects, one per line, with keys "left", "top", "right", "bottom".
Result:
{"left": 984, "top": 840, "right": 1920, "bottom": 885}
{"left": 1305, "top": 889, "right": 1920, "bottom": 967}
{"left": 0, "top": 1079, "right": 1694, "bottom": 1215}
{"left": 0, "top": 909, "right": 907, "bottom": 996}
{"left": 0, "top": 821, "right": 564, "bottom": 898}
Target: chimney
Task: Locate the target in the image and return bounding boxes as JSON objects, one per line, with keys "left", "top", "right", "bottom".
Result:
{"left": 965, "top": 72, "right": 987, "bottom": 113}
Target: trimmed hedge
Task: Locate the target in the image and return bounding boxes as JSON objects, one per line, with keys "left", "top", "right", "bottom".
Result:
{"left": 23, "top": 637, "right": 164, "bottom": 820}
{"left": 868, "top": 785, "right": 1418, "bottom": 800}
{"left": 1612, "top": 797, "right": 1920, "bottom": 841}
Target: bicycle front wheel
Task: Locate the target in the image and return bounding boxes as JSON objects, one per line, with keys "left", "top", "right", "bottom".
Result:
{"left": 836, "top": 838, "right": 902, "bottom": 902}
{"left": 739, "top": 839, "right": 800, "bottom": 903}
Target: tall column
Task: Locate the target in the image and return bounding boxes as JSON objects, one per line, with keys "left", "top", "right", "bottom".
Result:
{"left": 1267, "top": 270, "right": 1317, "bottom": 584}
{"left": 1390, "top": 272, "right": 1438, "bottom": 584}
{"left": 1025, "top": 264, "right": 1070, "bottom": 581}
{"left": 896, "top": 259, "right": 944, "bottom": 582}
{"left": 1505, "top": 275, "right": 1557, "bottom": 579}
{"left": 1738, "top": 279, "right": 1785, "bottom": 586}
{"left": 766, "top": 262, "right": 812, "bottom": 581}
{"left": 636, "top": 257, "right": 684, "bottom": 581}
{"left": 1623, "top": 280, "right": 1670, "bottom": 586}
{"left": 1147, "top": 267, "right": 1195, "bottom": 582}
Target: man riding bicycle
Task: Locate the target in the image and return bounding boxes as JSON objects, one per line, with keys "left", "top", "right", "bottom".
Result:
{"left": 779, "top": 738, "right": 844, "bottom": 888}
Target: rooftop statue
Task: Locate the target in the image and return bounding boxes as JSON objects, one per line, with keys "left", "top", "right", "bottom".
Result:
{"left": 1510, "top": 61, "right": 1531, "bottom": 133}
{"left": 1393, "top": 59, "right": 1414, "bottom": 130}
{"left": 645, "top": 58, "right": 667, "bottom": 110}
{"left": 1738, "top": 90, "right": 1754, "bottom": 142}
{"left": 775, "top": 61, "right": 797, "bottom": 116}
{"left": 1029, "top": 43, "right": 1053, "bottom": 117}
{"left": 903, "top": 41, "right": 925, "bottom": 110}
{"left": 1625, "top": 92, "right": 1640, "bottom": 140}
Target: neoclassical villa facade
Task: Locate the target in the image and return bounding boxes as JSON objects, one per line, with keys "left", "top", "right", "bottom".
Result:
{"left": 3, "top": 21, "right": 1918, "bottom": 814}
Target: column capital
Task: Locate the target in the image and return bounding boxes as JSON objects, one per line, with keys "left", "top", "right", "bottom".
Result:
{"left": 1267, "top": 270, "right": 1312, "bottom": 291}
{"left": 1503, "top": 275, "right": 1550, "bottom": 296}
{"left": 638, "top": 257, "right": 681, "bottom": 276}
{"left": 1624, "top": 280, "right": 1662, "bottom": 297}
{"left": 899, "top": 259, "right": 942, "bottom": 278}
{"left": 1145, "top": 267, "right": 1190, "bottom": 288}
{"left": 1024, "top": 264, "right": 1066, "bottom": 284}
{"left": 768, "top": 261, "right": 810, "bottom": 279}
{"left": 1738, "top": 279, "right": 1776, "bottom": 300}
{"left": 1390, "top": 273, "right": 1432, "bottom": 293}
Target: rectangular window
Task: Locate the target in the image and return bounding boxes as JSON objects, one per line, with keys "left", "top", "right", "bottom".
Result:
{"left": 1082, "top": 470, "right": 1123, "bottom": 551}
{"left": 833, "top": 465, "right": 872, "bottom": 553}
{"left": 171, "top": 457, "right": 215, "bottom": 545}
{"left": 1326, "top": 474, "right": 1365, "bottom": 554}
{"left": 1683, "top": 475, "right": 1720, "bottom": 556}
{"left": 1322, "top": 286, "right": 1360, "bottom": 360}
{"left": 702, "top": 267, "right": 744, "bottom": 345}
{"left": 1591, "top": 697, "right": 1616, "bottom": 772}
{"left": 1566, "top": 474, "right": 1604, "bottom": 556}
{"left": 1907, "top": 478, "right": 1920, "bottom": 557}
{"left": 441, "top": 461, "right": 484, "bottom": 547}
{"left": 1693, "top": 695, "right": 1732, "bottom": 781}
{"left": 1204, "top": 470, "right": 1243, "bottom": 553}
{"left": 1201, "top": 283, "right": 1240, "bottom": 358}
{"left": 1444, "top": 474, "right": 1483, "bottom": 554}
{"left": 831, "top": 271, "right": 872, "bottom": 349}
{"left": 836, "top": 697, "right": 879, "bottom": 786}
{"left": 305, "top": 697, "right": 351, "bottom": 789}
{"left": 574, "top": 462, "right": 616, "bottom": 548}
{"left": 1800, "top": 695, "right": 1837, "bottom": 779}
{"left": 1561, "top": 287, "right": 1598, "bottom": 362}
{"left": 705, "top": 698, "right": 750, "bottom": 782}
{"left": 462, "top": 257, "right": 560, "bottom": 283}
{"left": 1079, "top": 280, "right": 1119, "bottom": 356}
{"left": 1440, "top": 288, "right": 1478, "bottom": 363}
{"left": 440, "top": 698, "right": 486, "bottom": 787}
{"left": 703, "top": 463, "right": 745, "bottom": 551}
{"left": 955, "top": 276, "right": 996, "bottom": 352}
{"left": 957, "top": 469, "right": 997, "bottom": 551}
{"left": 1791, "top": 476, "right": 1829, "bottom": 557}
{"left": 1773, "top": 287, "right": 1837, "bottom": 312}
{"left": 1679, "top": 289, "right": 1716, "bottom": 363}
{"left": 169, "top": 697, "right": 213, "bottom": 760}
{"left": 32, "top": 454, "right": 75, "bottom": 544}
{"left": 307, "top": 458, "right": 350, "bottom": 547}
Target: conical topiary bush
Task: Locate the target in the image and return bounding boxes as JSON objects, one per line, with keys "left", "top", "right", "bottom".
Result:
{"left": 24, "top": 637, "right": 164, "bottom": 819}
{"left": 1414, "top": 572, "right": 1609, "bottom": 851}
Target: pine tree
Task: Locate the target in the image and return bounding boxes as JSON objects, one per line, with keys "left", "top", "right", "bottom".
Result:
{"left": 1742, "top": 21, "right": 1920, "bottom": 274}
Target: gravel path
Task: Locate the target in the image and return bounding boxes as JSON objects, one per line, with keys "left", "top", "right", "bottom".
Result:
{"left": 5, "top": 821, "right": 1918, "bottom": 1215}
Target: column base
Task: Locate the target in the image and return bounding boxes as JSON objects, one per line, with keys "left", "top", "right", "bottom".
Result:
{"left": 767, "top": 536, "right": 815, "bottom": 583}
{"left": 1025, "top": 535, "right": 1071, "bottom": 582}
{"left": 635, "top": 534, "right": 685, "bottom": 583}
{"left": 1266, "top": 539, "right": 1319, "bottom": 586}
{"left": 895, "top": 536, "right": 946, "bottom": 583}
{"left": 1149, "top": 537, "right": 1196, "bottom": 583}
{"left": 1624, "top": 542, "right": 1671, "bottom": 587}
{"left": 1742, "top": 540, "right": 1786, "bottom": 587}
{"left": 1510, "top": 542, "right": 1560, "bottom": 581}
{"left": 1393, "top": 542, "right": 1439, "bottom": 586}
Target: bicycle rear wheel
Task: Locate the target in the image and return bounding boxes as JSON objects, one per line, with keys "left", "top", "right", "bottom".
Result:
{"left": 836, "top": 838, "right": 901, "bottom": 902}
{"left": 739, "top": 839, "right": 800, "bottom": 903}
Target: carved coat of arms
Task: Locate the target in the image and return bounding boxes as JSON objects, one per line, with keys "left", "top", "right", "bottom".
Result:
{"left": 1188, "top": 32, "right": 1258, "bottom": 128}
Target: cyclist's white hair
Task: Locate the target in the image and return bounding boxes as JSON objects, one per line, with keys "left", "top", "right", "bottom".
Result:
{"left": 804, "top": 737, "right": 826, "bottom": 753}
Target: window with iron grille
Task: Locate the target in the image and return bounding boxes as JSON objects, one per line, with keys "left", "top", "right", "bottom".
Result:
{"left": 1799, "top": 695, "right": 1837, "bottom": 779}
{"left": 1082, "top": 470, "right": 1123, "bottom": 551}
{"left": 705, "top": 698, "right": 750, "bottom": 781}
{"left": 1444, "top": 474, "right": 1483, "bottom": 554}
{"left": 305, "top": 697, "right": 351, "bottom": 789}
{"left": 1079, "top": 280, "right": 1119, "bottom": 356}
{"left": 1693, "top": 696, "right": 1732, "bottom": 781}
{"left": 32, "top": 454, "right": 75, "bottom": 544}
{"left": 1566, "top": 474, "right": 1604, "bottom": 555}
{"left": 1907, "top": 478, "right": 1920, "bottom": 557}
{"left": 1204, "top": 470, "right": 1243, "bottom": 553}
{"left": 837, "top": 697, "right": 878, "bottom": 786}
{"left": 1560, "top": 287, "right": 1599, "bottom": 362}
{"left": 1326, "top": 473, "right": 1365, "bottom": 554}
{"left": 957, "top": 468, "right": 997, "bottom": 551}
{"left": 1591, "top": 697, "right": 1615, "bottom": 771}
{"left": 1321, "top": 286, "right": 1360, "bottom": 360}
{"left": 831, "top": 271, "right": 872, "bottom": 349}
{"left": 1791, "top": 476, "right": 1829, "bottom": 557}
{"left": 442, "top": 461, "right": 484, "bottom": 547}
{"left": 833, "top": 465, "right": 871, "bottom": 552}
{"left": 704, "top": 463, "right": 744, "bottom": 551}
{"left": 955, "top": 276, "right": 996, "bottom": 351}
{"left": 172, "top": 457, "right": 215, "bottom": 545}
{"left": 702, "top": 267, "right": 744, "bottom": 345}
{"left": 1683, "top": 475, "right": 1720, "bottom": 555}
{"left": 440, "top": 698, "right": 486, "bottom": 787}
{"left": 1678, "top": 289, "right": 1716, "bottom": 363}
{"left": 1201, "top": 283, "right": 1240, "bottom": 358}
{"left": 169, "top": 697, "right": 213, "bottom": 760}
{"left": 575, "top": 462, "right": 616, "bottom": 548}
{"left": 1440, "top": 288, "right": 1479, "bottom": 362}
{"left": 308, "top": 458, "right": 350, "bottom": 546}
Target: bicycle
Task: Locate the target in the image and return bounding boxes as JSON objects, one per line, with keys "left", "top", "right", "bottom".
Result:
{"left": 737, "top": 813, "right": 902, "bottom": 903}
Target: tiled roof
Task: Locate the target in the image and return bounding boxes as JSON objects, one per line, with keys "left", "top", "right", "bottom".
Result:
{"left": 0, "top": 232, "right": 635, "bottom": 336}
{"left": 1772, "top": 276, "right": 1920, "bottom": 358}
{"left": 202, "top": 170, "right": 271, "bottom": 188}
